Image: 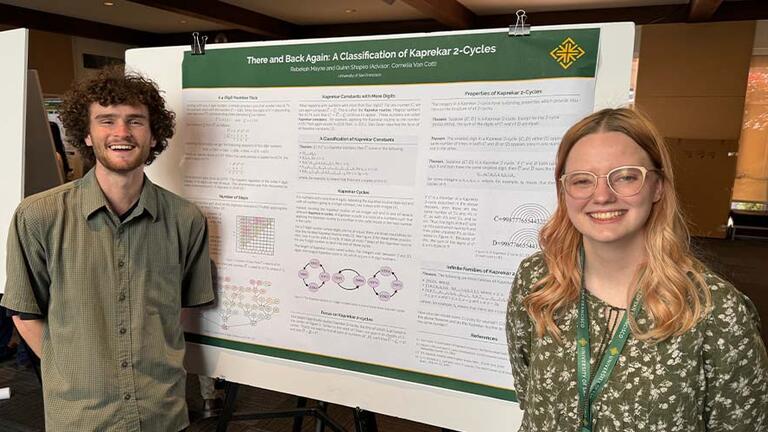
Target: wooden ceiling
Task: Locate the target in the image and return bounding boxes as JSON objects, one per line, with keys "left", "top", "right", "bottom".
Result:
{"left": 0, "top": 0, "right": 766, "bottom": 46}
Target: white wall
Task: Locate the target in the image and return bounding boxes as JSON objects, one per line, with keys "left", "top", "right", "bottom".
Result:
{"left": 0, "top": 29, "right": 28, "bottom": 293}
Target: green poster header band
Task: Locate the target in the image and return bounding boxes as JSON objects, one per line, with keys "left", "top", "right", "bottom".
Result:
{"left": 183, "top": 29, "right": 599, "bottom": 88}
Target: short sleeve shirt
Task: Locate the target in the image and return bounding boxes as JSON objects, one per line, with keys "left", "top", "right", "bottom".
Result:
{"left": 506, "top": 252, "right": 768, "bottom": 432}
{"left": 1, "top": 169, "right": 215, "bottom": 432}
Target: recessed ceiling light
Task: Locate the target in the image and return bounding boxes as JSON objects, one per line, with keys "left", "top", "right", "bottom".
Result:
{"left": 180, "top": 19, "right": 187, "bottom": 24}
{"left": 345, "top": 8, "right": 356, "bottom": 13}
{"left": 103, "top": 1, "right": 114, "bottom": 5}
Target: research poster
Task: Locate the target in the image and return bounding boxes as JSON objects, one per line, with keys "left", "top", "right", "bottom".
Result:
{"left": 179, "top": 29, "right": 599, "bottom": 400}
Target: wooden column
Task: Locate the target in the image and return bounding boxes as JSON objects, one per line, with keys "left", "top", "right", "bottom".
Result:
{"left": 635, "top": 21, "right": 756, "bottom": 237}
{"left": 27, "top": 29, "right": 75, "bottom": 95}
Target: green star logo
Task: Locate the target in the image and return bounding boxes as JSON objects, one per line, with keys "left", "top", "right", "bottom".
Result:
{"left": 549, "top": 37, "right": 585, "bottom": 70}
{"left": 609, "top": 347, "right": 619, "bottom": 356}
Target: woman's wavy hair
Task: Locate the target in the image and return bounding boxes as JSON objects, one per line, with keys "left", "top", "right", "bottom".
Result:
{"left": 59, "top": 66, "right": 175, "bottom": 166}
{"left": 524, "top": 108, "right": 711, "bottom": 342}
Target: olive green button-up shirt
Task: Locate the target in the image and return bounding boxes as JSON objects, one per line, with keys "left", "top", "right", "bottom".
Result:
{"left": 1, "top": 169, "right": 214, "bottom": 432}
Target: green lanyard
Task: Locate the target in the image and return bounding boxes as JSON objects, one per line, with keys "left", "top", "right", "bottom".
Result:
{"left": 576, "top": 248, "right": 641, "bottom": 432}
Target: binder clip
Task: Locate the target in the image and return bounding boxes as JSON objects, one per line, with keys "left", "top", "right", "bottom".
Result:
{"left": 191, "top": 32, "right": 207, "bottom": 55}
{"left": 509, "top": 10, "right": 530, "bottom": 36}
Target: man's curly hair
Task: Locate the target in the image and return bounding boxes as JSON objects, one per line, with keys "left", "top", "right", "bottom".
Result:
{"left": 59, "top": 66, "right": 175, "bottom": 166}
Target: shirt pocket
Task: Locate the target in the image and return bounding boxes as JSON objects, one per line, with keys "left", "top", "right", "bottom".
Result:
{"left": 142, "top": 262, "right": 182, "bottom": 316}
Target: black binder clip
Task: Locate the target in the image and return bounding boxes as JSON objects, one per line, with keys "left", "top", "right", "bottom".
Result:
{"left": 509, "top": 10, "right": 530, "bottom": 36}
{"left": 191, "top": 32, "right": 207, "bottom": 55}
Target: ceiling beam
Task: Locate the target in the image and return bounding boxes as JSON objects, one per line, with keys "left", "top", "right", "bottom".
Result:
{"left": 302, "top": 19, "right": 446, "bottom": 39}
{"left": 480, "top": 1, "right": 768, "bottom": 28}
{"left": 399, "top": 0, "right": 476, "bottom": 29}
{"left": 0, "top": 4, "right": 153, "bottom": 45}
{"left": 126, "top": 0, "right": 295, "bottom": 39}
{"left": 480, "top": 5, "right": 689, "bottom": 27}
{"left": 307, "top": 1, "right": 768, "bottom": 41}
{"left": 153, "top": 30, "right": 269, "bottom": 47}
{"left": 688, "top": 0, "right": 724, "bottom": 22}
{"left": 5, "top": 0, "right": 768, "bottom": 48}
{"left": 713, "top": 0, "right": 768, "bottom": 22}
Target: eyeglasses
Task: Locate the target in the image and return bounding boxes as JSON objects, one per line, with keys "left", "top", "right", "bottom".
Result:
{"left": 559, "top": 165, "right": 662, "bottom": 199}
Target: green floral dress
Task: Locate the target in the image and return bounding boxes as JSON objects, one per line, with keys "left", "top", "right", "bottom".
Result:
{"left": 506, "top": 252, "right": 768, "bottom": 431}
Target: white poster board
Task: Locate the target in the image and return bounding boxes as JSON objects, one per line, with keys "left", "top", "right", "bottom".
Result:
{"left": 0, "top": 28, "right": 28, "bottom": 293}
{"left": 126, "top": 23, "right": 633, "bottom": 431}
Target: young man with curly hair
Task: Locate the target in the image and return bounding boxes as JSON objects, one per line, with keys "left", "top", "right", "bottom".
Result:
{"left": 1, "top": 67, "right": 214, "bottom": 431}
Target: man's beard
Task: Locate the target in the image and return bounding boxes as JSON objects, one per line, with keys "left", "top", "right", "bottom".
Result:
{"left": 91, "top": 139, "right": 150, "bottom": 173}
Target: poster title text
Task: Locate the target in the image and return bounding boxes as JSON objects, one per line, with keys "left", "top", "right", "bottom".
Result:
{"left": 246, "top": 45, "right": 497, "bottom": 65}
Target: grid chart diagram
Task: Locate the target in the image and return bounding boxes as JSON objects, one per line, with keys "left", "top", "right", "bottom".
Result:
{"left": 236, "top": 216, "right": 275, "bottom": 255}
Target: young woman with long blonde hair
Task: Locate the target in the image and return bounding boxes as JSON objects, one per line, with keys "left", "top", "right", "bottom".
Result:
{"left": 506, "top": 108, "right": 768, "bottom": 431}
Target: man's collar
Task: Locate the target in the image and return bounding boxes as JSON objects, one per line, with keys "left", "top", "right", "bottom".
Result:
{"left": 80, "top": 168, "right": 158, "bottom": 221}
{"left": 136, "top": 175, "right": 158, "bottom": 221}
{"left": 80, "top": 169, "right": 108, "bottom": 219}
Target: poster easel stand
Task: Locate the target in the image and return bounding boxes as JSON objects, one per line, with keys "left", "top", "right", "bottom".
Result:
{"left": 214, "top": 381, "right": 375, "bottom": 432}
{"left": 211, "top": 380, "right": 462, "bottom": 432}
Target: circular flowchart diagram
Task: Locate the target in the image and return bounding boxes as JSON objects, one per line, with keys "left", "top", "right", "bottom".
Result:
{"left": 298, "top": 258, "right": 404, "bottom": 302}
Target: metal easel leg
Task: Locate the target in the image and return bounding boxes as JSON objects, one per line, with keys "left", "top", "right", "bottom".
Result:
{"left": 215, "top": 381, "right": 240, "bottom": 432}
{"left": 293, "top": 396, "right": 308, "bottom": 432}
{"left": 209, "top": 381, "right": 347, "bottom": 432}
{"left": 353, "top": 407, "right": 378, "bottom": 432}
{"left": 315, "top": 401, "right": 327, "bottom": 432}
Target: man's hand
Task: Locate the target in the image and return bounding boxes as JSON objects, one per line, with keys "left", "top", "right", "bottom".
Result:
{"left": 12, "top": 316, "right": 43, "bottom": 357}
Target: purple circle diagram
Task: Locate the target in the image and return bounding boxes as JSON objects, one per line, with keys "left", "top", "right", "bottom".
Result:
{"left": 368, "top": 265, "right": 403, "bottom": 301}
{"left": 331, "top": 272, "right": 345, "bottom": 284}
{"left": 298, "top": 258, "right": 329, "bottom": 292}
{"left": 297, "top": 260, "right": 403, "bottom": 301}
